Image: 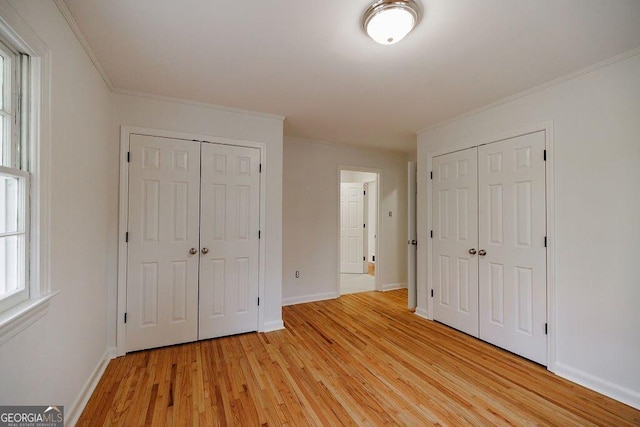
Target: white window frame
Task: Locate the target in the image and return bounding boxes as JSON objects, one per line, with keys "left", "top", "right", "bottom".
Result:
{"left": 0, "top": 166, "right": 29, "bottom": 311}
{"left": 0, "top": 1, "right": 55, "bottom": 347}
{"left": 0, "top": 35, "right": 28, "bottom": 312}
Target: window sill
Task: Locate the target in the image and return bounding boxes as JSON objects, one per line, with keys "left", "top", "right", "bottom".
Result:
{"left": 0, "top": 291, "right": 59, "bottom": 347}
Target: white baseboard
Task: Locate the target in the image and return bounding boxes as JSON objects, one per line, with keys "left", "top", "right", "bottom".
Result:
{"left": 67, "top": 347, "right": 114, "bottom": 426}
{"left": 282, "top": 291, "right": 339, "bottom": 306}
{"left": 381, "top": 282, "right": 407, "bottom": 291}
{"left": 415, "top": 306, "right": 430, "bottom": 320}
{"left": 555, "top": 362, "right": 640, "bottom": 410}
{"left": 262, "top": 319, "right": 285, "bottom": 332}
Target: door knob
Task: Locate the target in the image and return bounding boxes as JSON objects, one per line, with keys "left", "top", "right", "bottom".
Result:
{"left": 478, "top": 249, "right": 487, "bottom": 256}
{"left": 189, "top": 248, "right": 198, "bottom": 255}
{"left": 468, "top": 248, "right": 477, "bottom": 255}
{"left": 201, "top": 247, "right": 209, "bottom": 255}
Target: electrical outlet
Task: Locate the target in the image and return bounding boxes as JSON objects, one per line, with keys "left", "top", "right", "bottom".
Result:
{"left": 295, "top": 271, "right": 300, "bottom": 278}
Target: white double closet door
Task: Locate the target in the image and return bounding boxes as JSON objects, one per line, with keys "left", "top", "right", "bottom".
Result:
{"left": 432, "top": 131, "right": 547, "bottom": 365}
{"left": 126, "top": 134, "right": 260, "bottom": 352}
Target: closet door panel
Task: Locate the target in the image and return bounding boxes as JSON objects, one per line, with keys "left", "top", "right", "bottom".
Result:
{"left": 126, "top": 135, "right": 201, "bottom": 352}
{"left": 199, "top": 143, "right": 260, "bottom": 340}
{"left": 432, "top": 147, "right": 479, "bottom": 337}
{"left": 478, "top": 131, "right": 547, "bottom": 365}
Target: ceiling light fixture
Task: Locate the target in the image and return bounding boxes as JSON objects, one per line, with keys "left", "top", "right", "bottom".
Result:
{"left": 362, "top": 0, "right": 421, "bottom": 45}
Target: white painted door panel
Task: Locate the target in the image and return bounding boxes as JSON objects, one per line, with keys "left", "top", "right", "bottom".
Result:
{"left": 478, "top": 131, "right": 547, "bottom": 365}
{"left": 126, "top": 135, "right": 200, "bottom": 352}
{"left": 199, "top": 143, "right": 260, "bottom": 340}
{"left": 432, "top": 148, "right": 479, "bottom": 337}
{"left": 408, "top": 161, "right": 417, "bottom": 309}
{"left": 340, "top": 183, "right": 364, "bottom": 274}
{"left": 363, "top": 183, "right": 369, "bottom": 273}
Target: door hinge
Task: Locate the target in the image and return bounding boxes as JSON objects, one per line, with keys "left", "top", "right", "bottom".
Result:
{"left": 363, "top": 190, "right": 366, "bottom": 195}
{"left": 544, "top": 236, "right": 547, "bottom": 247}
{"left": 127, "top": 151, "right": 130, "bottom": 162}
{"left": 363, "top": 256, "right": 366, "bottom": 261}
{"left": 124, "top": 312, "right": 127, "bottom": 323}
{"left": 545, "top": 323, "right": 548, "bottom": 335}
{"left": 125, "top": 232, "right": 129, "bottom": 242}
{"left": 431, "top": 289, "right": 434, "bottom": 298}
{"left": 258, "top": 230, "right": 261, "bottom": 239}
{"left": 257, "top": 297, "right": 260, "bottom": 306}
{"left": 259, "top": 163, "right": 262, "bottom": 173}
{"left": 363, "top": 223, "right": 366, "bottom": 228}
{"left": 543, "top": 150, "right": 547, "bottom": 161}
{"left": 430, "top": 230, "right": 433, "bottom": 238}
{"left": 430, "top": 171, "right": 433, "bottom": 180}
{"left": 372, "top": 255, "right": 375, "bottom": 262}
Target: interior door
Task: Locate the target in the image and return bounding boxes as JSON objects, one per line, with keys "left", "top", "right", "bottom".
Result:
{"left": 432, "top": 148, "right": 479, "bottom": 337}
{"left": 340, "top": 183, "right": 364, "bottom": 274}
{"left": 366, "top": 180, "right": 377, "bottom": 267}
{"left": 478, "top": 131, "right": 547, "bottom": 365}
{"left": 198, "top": 143, "right": 261, "bottom": 340}
{"left": 407, "top": 161, "right": 417, "bottom": 309}
{"left": 126, "top": 135, "right": 200, "bottom": 352}
{"left": 363, "top": 183, "right": 369, "bottom": 274}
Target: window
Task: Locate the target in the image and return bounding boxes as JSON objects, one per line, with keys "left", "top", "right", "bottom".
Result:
{"left": 0, "top": 37, "right": 29, "bottom": 313}
{"left": 0, "top": 4, "right": 53, "bottom": 345}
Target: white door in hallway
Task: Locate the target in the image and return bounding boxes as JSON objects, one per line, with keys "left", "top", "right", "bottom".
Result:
{"left": 340, "top": 183, "right": 365, "bottom": 274}
{"left": 478, "top": 131, "right": 547, "bottom": 365}
{"left": 408, "top": 161, "right": 417, "bottom": 309}
{"left": 432, "top": 148, "right": 479, "bottom": 337}
{"left": 126, "top": 135, "right": 201, "bottom": 352}
{"left": 198, "top": 143, "right": 260, "bottom": 340}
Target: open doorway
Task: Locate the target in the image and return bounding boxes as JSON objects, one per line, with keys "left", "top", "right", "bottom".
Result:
{"left": 340, "top": 169, "right": 378, "bottom": 295}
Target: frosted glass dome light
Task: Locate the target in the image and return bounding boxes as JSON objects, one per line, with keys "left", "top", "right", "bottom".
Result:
{"left": 363, "top": 0, "right": 421, "bottom": 45}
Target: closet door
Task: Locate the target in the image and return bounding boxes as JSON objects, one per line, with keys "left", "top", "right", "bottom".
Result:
{"left": 199, "top": 143, "right": 260, "bottom": 340}
{"left": 432, "top": 148, "right": 479, "bottom": 337}
{"left": 478, "top": 131, "right": 547, "bottom": 365}
{"left": 126, "top": 135, "right": 201, "bottom": 352}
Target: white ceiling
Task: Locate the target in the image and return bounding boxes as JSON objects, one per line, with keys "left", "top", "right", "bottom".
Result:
{"left": 61, "top": 0, "right": 640, "bottom": 152}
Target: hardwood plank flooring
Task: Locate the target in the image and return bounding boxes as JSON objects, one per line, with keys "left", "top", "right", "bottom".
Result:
{"left": 78, "top": 290, "right": 640, "bottom": 426}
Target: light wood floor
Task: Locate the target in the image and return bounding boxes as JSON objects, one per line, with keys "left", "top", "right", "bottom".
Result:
{"left": 79, "top": 290, "right": 640, "bottom": 426}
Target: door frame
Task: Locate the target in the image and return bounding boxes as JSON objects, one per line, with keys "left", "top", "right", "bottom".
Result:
{"left": 422, "top": 122, "right": 557, "bottom": 372}
{"left": 363, "top": 182, "right": 369, "bottom": 274}
{"left": 337, "top": 166, "right": 381, "bottom": 293}
{"left": 116, "top": 125, "right": 267, "bottom": 357}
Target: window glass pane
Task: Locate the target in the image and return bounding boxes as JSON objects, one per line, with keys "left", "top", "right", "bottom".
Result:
{"left": 0, "top": 234, "right": 24, "bottom": 298}
{"left": 0, "top": 117, "right": 4, "bottom": 166}
{"left": 0, "top": 172, "right": 19, "bottom": 233}
{"left": 0, "top": 54, "right": 4, "bottom": 110}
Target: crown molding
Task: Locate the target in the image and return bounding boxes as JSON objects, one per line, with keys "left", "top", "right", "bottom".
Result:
{"left": 113, "top": 88, "right": 285, "bottom": 121}
{"left": 285, "top": 135, "right": 411, "bottom": 156}
{"left": 416, "top": 46, "right": 640, "bottom": 136}
{"left": 53, "top": 0, "right": 114, "bottom": 90}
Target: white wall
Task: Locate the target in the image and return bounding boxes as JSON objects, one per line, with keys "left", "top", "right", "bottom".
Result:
{"left": 112, "top": 93, "right": 284, "bottom": 333}
{"left": 283, "top": 137, "right": 408, "bottom": 304}
{"left": 417, "top": 52, "right": 640, "bottom": 408}
{"left": 0, "top": 0, "right": 115, "bottom": 416}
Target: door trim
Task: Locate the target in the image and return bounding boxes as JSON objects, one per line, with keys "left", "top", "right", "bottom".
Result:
{"left": 423, "top": 121, "right": 556, "bottom": 372}
{"left": 116, "top": 125, "right": 267, "bottom": 356}
{"left": 337, "top": 166, "right": 381, "bottom": 293}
